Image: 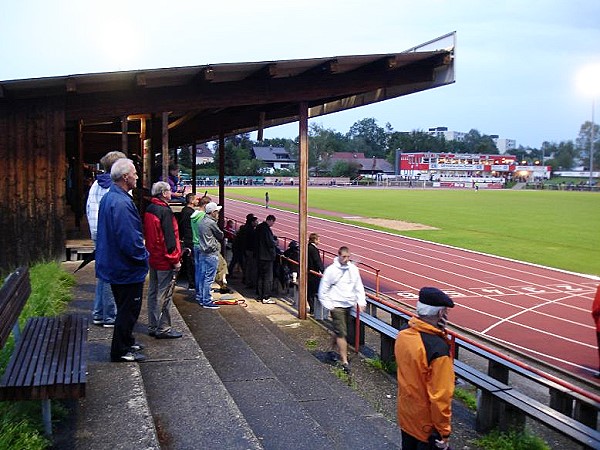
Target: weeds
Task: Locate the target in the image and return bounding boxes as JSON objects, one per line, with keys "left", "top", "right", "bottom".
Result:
{"left": 474, "top": 428, "right": 550, "bottom": 450}
{"left": 454, "top": 387, "right": 477, "bottom": 411}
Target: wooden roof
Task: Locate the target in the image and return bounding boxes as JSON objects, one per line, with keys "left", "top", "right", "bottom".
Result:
{"left": 0, "top": 33, "right": 455, "bottom": 150}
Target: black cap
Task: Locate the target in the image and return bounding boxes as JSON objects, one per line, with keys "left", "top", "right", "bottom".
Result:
{"left": 419, "top": 287, "right": 454, "bottom": 308}
{"left": 246, "top": 213, "right": 256, "bottom": 221}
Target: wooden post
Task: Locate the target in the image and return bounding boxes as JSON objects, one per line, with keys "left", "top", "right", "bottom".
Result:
{"left": 191, "top": 144, "right": 197, "bottom": 194}
{"left": 121, "top": 115, "right": 128, "bottom": 154}
{"left": 162, "top": 112, "right": 169, "bottom": 183}
{"left": 218, "top": 133, "right": 225, "bottom": 231}
{"left": 298, "top": 103, "right": 308, "bottom": 320}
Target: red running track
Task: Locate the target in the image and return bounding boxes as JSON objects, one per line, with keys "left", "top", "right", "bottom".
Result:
{"left": 224, "top": 199, "right": 600, "bottom": 382}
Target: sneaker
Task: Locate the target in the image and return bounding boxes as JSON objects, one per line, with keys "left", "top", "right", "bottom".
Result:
{"left": 148, "top": 330, "right": 157, "bottom": 337}
{"left": 155, "top": 329, "right": 183, "bottom": 339}
{"left": 202, "top": 303, "right": 220, "bottom": 310}
{"left": 262, "top": 298, "right": 276, "bottom": 304}
{"left": 340, "top": 362, "right": 351, "bottom": 375}
{"left": 103, "top": 322, "right": 115, "bottom": 328}
{"left": 130, "top": 343, "right": 145, "bottom": 351}
{"left": 112, "top": 351, "right": 146, "bottom": 363}
{"left": 92, "top": 319, "right": 104, "bottom": 326}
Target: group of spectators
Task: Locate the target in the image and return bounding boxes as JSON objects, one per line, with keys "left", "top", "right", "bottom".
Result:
{"left": 87, "top": 152, "right": 466, "bottom": 450}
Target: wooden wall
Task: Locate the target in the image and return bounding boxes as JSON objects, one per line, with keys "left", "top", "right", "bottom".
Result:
{"left": 0, "top": 97, "right": 66, "bottom": 273}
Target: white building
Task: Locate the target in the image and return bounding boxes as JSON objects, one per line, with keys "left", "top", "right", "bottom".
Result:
{"left": 427, "top": 126, "right": 516, "bottom": 153}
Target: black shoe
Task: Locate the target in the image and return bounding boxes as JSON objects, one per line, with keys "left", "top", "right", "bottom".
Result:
{"left": 327, "top": 351, "right": 339, "bottom": 363}
{"left": 112, "top": 351, "right": 146, "bottom": 362}
{"left": 155, "top": 329, "right": 183, "bottom": 339}
{"left": 340, "top": 362, "right": 351, "bottom": 375}
{"left": 219, "top": 287, "right": 233, "bottom": 294}
{"left": 148, "top": 330, "right": 157, "bottom": 337}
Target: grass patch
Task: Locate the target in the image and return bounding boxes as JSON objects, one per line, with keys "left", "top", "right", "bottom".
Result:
{"left": 305, "top": 339, "right": 318, "bottom": 351}
{"left": 331, "top": 366, "right": 357, "bottom": 389}
{"left": 365, "top": 357, "right": 397, "bottom": 375}
{"left": 474, "top": 428, "right": 550, "bottom": 450}
{"left": 223, "top": 188, "right": 600, "bottom": 275}
{"left": 0, "top": 262, "right": 76, "bottom": 449}
{"left": 454, "top": 386, "right": 477, "bottom": 411}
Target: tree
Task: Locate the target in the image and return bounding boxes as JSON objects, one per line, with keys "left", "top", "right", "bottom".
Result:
{"left": 575, "top": 121, "right": 600, "bottom": 170}
{"left": 308, "top": 123, "right": 350, "bottom": 168}
{"left": 541, "top": 140, "right": 577, "bottom": 170}
{"left": 330, "top": 160, "right": 360, "bottom": 178}
{"left": 462, "top": 129, "right": 498, "bottom": 154}
{"left": 346, "top": 118, "right": 388, "bottom": 158}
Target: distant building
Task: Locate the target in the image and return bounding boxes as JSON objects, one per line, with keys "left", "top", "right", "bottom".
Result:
{"left": 195, "top": 143, "right": 214, "bottom": 165}
{"left": 252, "top": 146, "right": 296, "bottom": 171}
{"left": 427, "top": 126, "right": 466, "bottom": 142}
{"left": 328, "top": 152, "right": 394, "bottom": 175}
{"left": 427, "top": 126, "right": 516, "bottom": 152}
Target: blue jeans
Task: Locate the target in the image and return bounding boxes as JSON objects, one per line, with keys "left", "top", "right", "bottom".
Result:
{"left": 197, "top": 252, "right": 219, "bottom": 305}
{"left": 93, "top": 278, "right": 117, "bottom": 324}
{"left": 194, "top": 246, "right": 203, "bottom": 303}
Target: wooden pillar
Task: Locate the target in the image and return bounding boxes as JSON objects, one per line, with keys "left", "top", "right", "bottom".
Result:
{"left": 257, "top": 112, "right": 265, "bottom": 142}
{"left": 140, "top": 118, "right": 150, "bottom": 190}
{"left": 161, "top": 112, "right": 169, "bottom": 183}
{"left": 218, "top": 133, "right": 225, "bottom": 230}
{"left": 298, "top": 102, "right": 308, "bottom": 319}
{"left": 121, "top": 115, "right": 128, "bottom": 154}
{"left": 191, "top": 143, "right": 197, "bottom": 194}
{"left": 75, "top": 119, "right": 84, "bottom": 228}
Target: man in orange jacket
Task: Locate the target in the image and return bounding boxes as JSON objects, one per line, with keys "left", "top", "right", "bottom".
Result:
{"left": 592, "top": 285, "right": 600, "bottom": 379}
{"left": 395, "top": 287, "right": 455, "bottom": 450}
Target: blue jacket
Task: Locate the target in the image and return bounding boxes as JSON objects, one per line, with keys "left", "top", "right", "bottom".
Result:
{"left": 96, "top": 184, "right": 148, "bottom": 284}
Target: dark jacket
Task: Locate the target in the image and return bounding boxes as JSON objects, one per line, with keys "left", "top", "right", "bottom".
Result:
{"left": 255, "top": 221, "right": 276, "bottom": 261}
{"left": 307, "top": 242, "right": 324, "bottom": 296}
{"left": 178, "top": 205, "right": 195, "bottom": 247}
{"left": 144, "top": 197, "right": 182, "bottom": 271}
{"left": 96, "top": 184, "right": 148, "bottom": 284}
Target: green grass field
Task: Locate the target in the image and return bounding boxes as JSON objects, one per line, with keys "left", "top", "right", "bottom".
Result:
{"left": 219, "top": 187, "right": 600, "bottom": 276}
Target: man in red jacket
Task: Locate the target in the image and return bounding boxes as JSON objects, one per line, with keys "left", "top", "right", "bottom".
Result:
{"left": 144, "top": 181, "right": 183, "bottom": 339}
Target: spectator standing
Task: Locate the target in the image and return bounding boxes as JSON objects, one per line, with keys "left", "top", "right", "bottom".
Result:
{"left": 307, "top": 233, "right": 324, "bottom": 315}
{"left": 243, "top": 215, "right": 259, "bottom": 288}
{"left": 191, "top": 196, "right": 211, "bottom": 302}
{"left": 196, "top": 202, "right": 223, "bottom": 309}
{"left": 143, "top": 181, "right": 183, "bottom": 339}
{"left": 592, "top": 285, "right": 600, "bottom": 378}
{"left": 394, "top": 287, "right": 455, "bottom": 450}
{"left": 178, "top": 193, "right": 197, "bottom": 290}
{"left": 265, "top": 191, "right": 270, "bottom": 208}
{"left": 318, "top": 246, "right": 366, "bottom": 373}
{"left": 255, "top": 214, "right": 277, "bottom": 303}
{"left": 96, "top": 158, "right": 149, "bottom": 362}
{"left": 86, "top": 150, "right": 125, "bottom": 327}
{"left": 229, "top": 214, "right": 254, "bottom": 275}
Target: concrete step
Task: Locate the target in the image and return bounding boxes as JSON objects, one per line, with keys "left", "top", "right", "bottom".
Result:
{"left": 175, "top": 293, "right": 403, "bottom": 449}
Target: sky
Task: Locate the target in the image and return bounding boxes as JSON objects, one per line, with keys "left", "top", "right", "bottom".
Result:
{"left": 1, "top": 0, "right": 599, "bottom": 149}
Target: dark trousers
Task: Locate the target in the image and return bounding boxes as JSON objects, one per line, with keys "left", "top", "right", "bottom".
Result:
{"left": 110, "top": 282, "right": 144, "bottom": 359}
{"left": 401, "top": 430, "right": 437, "bottom": 450}
{"left": 181, "top": 244, "right": 195, "bottom": 288}
{"left": 257, "top": 259, "right": 274, "bottom": 300}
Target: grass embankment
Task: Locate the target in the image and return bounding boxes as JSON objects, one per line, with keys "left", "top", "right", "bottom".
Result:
{"left": 0, "top": 262, "right": 75, "bottom": 450}
{"left": 221, "top": 188, "right": 600, "bottom": 276}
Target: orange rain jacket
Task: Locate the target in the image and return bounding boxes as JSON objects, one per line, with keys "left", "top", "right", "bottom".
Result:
{"left": 395, "top": 316, "right": 454, "bottom": 443}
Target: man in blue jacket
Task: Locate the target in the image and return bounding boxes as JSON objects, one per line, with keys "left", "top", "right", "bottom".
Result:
{"left": 96, "top": 158, "right": 149, "bottom": 362}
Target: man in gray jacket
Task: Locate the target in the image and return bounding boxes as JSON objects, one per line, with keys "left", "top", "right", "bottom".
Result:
{"left": 196, "top": 202, "right": 223, "bottom": 309}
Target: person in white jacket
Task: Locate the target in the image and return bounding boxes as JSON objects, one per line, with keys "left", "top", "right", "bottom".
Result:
{"left": 318, "top": 246, "right": 366, "bottom": 374}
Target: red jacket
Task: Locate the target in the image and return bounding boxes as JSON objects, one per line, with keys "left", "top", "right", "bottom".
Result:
{"left": 143, "top": 197, "right": 181, "bottom": 270}
{"left": 592, "top": 285, "right": 600, "bottom": 332}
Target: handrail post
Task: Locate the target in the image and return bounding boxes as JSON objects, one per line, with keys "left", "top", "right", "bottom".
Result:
{"left": 354, "top": 307, "right": 361, "bottom": 353}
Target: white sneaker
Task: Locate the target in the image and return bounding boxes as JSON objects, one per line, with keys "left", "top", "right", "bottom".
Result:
{"left": 262, "top": 298, "right": 276, "bottom": 304}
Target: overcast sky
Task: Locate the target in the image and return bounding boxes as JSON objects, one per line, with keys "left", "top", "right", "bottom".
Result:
{"left": 2, "top": 0, "right": 599, "bottom": 148}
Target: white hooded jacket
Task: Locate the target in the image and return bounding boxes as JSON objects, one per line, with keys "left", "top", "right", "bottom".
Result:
{"left": 318, "top": 257, "right": 366, "bottom": 310}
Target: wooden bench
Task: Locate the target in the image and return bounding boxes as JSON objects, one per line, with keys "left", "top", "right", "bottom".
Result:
{"left": 0, "top": 267, "right": 88, "bottom": 436}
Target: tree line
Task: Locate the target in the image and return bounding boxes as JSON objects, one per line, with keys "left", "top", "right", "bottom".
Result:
{"left": 177, "top": 118, "right": 599, "bottom": 177}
